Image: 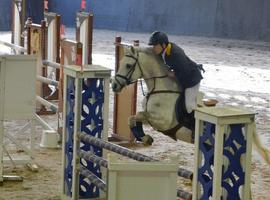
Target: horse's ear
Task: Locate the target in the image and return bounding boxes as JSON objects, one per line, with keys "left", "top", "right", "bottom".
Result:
{"left": 130, "top": 46, "right": 135, "bottom": 55}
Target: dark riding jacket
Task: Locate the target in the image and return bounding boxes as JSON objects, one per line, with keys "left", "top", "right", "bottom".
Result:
{"left": 162, "top": 43, "right": 203, "bottom": 89}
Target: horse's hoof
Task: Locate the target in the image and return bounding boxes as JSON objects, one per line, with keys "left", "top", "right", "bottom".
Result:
{"left": 141, "top": 135, "right": 154, "bottom": 146}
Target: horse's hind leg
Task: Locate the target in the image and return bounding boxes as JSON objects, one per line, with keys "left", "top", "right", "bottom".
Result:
{"left": 128, "top": 112, "right": 154, "bottom": 145}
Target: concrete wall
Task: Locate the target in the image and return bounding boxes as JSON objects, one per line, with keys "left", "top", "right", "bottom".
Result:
{"left": 1, "top": 0, "right": 269, "bottom": 41}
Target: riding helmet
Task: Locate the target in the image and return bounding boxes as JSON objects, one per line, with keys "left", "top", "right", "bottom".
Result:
{"left": 148, "top": 31, "right": 169, "bottom": 45}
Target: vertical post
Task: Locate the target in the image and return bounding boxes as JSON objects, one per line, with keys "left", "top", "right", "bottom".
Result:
{"left": 76, "top": 12, "right": 93, "bottom": 65}
{"left": 242, "top": 122, "right": 254, "bottom": 199}
{"left": 0, "top": 118, "right": 3, "bottom": 185}
{"left": 26, "top": 18, "right": 32, "bottom": 55}
{"left": 76, "top": 42, "right": 83, "bottom": 69}
{"left": 88, "top": 14, "right": 93, "bottom": 65}
{"left": 212, "top": 124, "right": 225, "bottom": 199}
{"left": 12, "top": 0, "right": 26, "bottom": 47}
{"left": 192, "top": 118, "right": 203, "bottom": 199}
{"left": 56, "top": 15, "right": 61, "bottom": 64}
{"left": 38, "top": 20, "right": 50, "bottom": 114}
{"left": 29, "top": 119, "right": 35, "bottom": 161}
{"left": 0, "top": 57, "right": 5, "bottom": 184}
{"left": 71, "top": 78, "right": 83, "bottom": 200}
{"left": 44, "top": 0, "right": 49, "bottom": 12}
{"left": 60, "top": 66, "right": 69, "bottom": 197}
{"left": 55, "top": 14, "right": 61, "bottom": 97}
{"left": 132, "top": 39, "right": 138, "bottom": 118}
{"left": 113, "top": 36, "right": 121, "bottom": 135}
{"left": 112, "top": 37, "right": 137, "bottom": 142}
{"left": 43, "top": 12, "right": 61, "bottom": 101}
{"left": 41, "top": 20, "right": 47, "bottom": 60}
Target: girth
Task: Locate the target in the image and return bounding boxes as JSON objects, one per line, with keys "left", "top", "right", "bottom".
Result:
{"left": 158, "top": 123, "right": 183, "bottom": 141}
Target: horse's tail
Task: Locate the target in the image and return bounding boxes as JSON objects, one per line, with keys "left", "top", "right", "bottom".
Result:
{"left": 252, "top": 124, "right": 270, "bottom": 165}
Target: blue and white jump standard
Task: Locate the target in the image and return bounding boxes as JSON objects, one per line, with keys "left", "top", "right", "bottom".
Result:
{"left": 193, "top": 106, "right": 255, "bottom": 200}
{"left": 61, "top": 64, "right": 111, "bottom": 200}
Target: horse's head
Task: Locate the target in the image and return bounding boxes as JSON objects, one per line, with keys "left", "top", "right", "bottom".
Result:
{"left": 111, "top": 46, "right": 142, "bottom": 92}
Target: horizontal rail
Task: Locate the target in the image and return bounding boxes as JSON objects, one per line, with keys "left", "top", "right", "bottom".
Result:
{"left": 28, "top": 23, "right": 42, "bottom": 28}
{"left": 42, "top": 60, "right": 61, "bottom": 69}
{"left": 37, "top": 75, "right": 59, "bottom": 87}
{"left": 36, "top": 96, "right": 58, "bottom": 113}
{"left": 0, "top": 40, "right": 27, "bottom": 53}
{"left": 79, "top": 165, "right": 107, "bottom": 192}
{"left": 78, "top": 150, "right": 108, "bottom": 168}
{"left": 34, "top": 114, "right": 55, "bottom": 130}
{"left": 177, "top": 189, "right": 192, "bottom": 200}
{"left": 77, "top": 132, "right": 193, "bottom": 180}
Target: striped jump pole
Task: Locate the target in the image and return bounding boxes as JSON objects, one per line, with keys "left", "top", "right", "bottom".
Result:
{"left": 78, "top": 132, "right": 193, "bottom": 180}
{"left": 42, "top": 60, "right": 61, "bottom": 69}
{"left": 0, "top": 40, "right": 27, "bottom": 54}
{"left": 79, "top": 165, "right": 107, "bottom": 192}
{"left": 36, "top": 96, "right": 58, "bottom": 113}
{"left": 37, "top": 75, "right": 59, "bottom": 87}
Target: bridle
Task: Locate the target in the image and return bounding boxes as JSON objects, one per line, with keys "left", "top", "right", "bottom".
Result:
{"left": 114, "top": 51, "right": 168, "bottom": 92}
{"left": 114, "top": 52, "right": 142, "bottom": 88}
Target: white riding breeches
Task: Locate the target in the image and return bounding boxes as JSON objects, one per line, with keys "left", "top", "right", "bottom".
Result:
{"left": 185, "top": 83, "right": 200, "bottom": 113}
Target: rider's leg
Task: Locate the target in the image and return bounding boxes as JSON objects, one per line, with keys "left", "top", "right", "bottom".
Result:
{"left": 177, "top": 83, "right": 200, "bottom": 141}
{"left": 185, "top": 83, "right": 200, "bottom": 128}
{"left": 185, "top": 83, "right": 200, "bottom": 113}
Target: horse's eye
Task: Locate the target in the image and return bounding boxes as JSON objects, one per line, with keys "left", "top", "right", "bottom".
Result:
{"left": 126, "top": 63, "right": 133, "bottom": 69}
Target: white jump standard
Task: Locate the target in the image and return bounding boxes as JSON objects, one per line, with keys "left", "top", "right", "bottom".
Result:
{"left": 61, "top": 64, "right": 111, "bottom": 199}
{"left": 193, "top": 107, "right": 255, "bottom": 200}
{"left": 0, "top": 55, "right": 37, "bottom": 184}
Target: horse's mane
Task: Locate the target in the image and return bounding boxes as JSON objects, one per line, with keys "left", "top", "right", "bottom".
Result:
{"left": 135, "top": 47, "right": 166, "bottom": 67}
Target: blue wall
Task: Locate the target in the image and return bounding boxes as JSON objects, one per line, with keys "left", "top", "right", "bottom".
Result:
{"left": 1, "top": 0, "right": 270, "bottom": 41}
{"left": 0, "top": 0, "right": 43, "bottom": 31}
{"left": 215, "top": 0, "right": 270, "bottom": 40}
{"left": 49, "top": 0, "right": 270, "bottom": 41}
{"left": 0, "top": 0, "right": 12, "bottom": 31}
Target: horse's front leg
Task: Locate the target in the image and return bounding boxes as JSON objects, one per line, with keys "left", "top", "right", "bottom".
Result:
{"left": 128, "top": 112, "right": 154, "bottom": 145}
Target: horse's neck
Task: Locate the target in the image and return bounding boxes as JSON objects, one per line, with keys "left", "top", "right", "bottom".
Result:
{"left": 139, "top": 51, "right": 180, "bottom": 92}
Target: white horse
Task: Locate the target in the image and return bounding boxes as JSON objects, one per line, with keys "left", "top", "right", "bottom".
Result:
{"left": 111, "top": 45, "right": 270, "bottom": 166}
{"left": 112, "top": 45, "right": 199, "bottom": 144}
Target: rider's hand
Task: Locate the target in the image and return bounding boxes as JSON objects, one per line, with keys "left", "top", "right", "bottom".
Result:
{"left": 168, "top": 70, "right": 175, "bottom": 78}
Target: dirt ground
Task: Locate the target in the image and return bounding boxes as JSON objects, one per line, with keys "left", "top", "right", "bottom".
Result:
{"left": 0, "top": 29, "right": 270, "bottom": 199}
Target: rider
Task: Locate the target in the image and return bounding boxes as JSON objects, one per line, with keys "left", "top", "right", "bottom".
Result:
{"left": 148, "top": 31, "right": 204, "bottom": 135}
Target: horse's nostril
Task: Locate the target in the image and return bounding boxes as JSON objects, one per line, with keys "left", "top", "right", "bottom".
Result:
{"left": 111, "top": 83, "right": 116, "bottom": 90}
